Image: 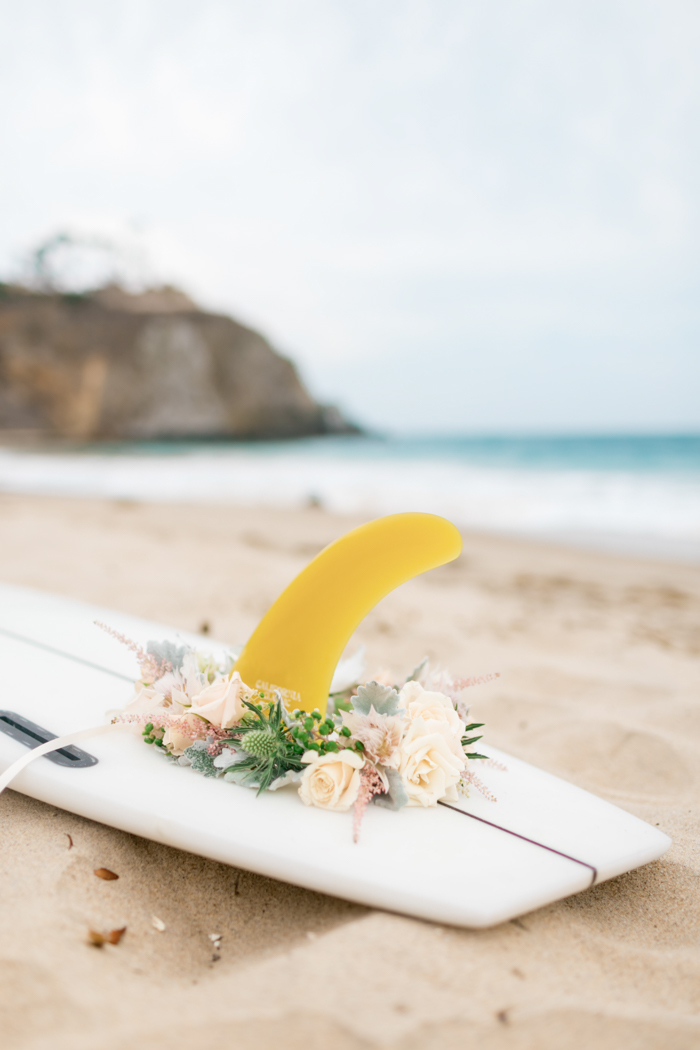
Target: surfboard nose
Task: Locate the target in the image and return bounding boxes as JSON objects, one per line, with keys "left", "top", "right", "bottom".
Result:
{"left": 234, "top": 512, "right": 463, "bottom": 715}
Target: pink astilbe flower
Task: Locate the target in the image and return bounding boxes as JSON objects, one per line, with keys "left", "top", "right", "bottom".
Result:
{"left": 206, "top": 726, "right": 239, "bottom": 756}
{"left": 139, "top": 653, "right": 172, "bottom": 684}
{"left": 95, "top": 622, "right": 148, "bottom": 661}
{"left": 424, "top": 669, "right": 500, "bottom": 721}
{"left": 352, "top": 765, "right": 386, "bottom": 843}
{"left": 94, "top": 621, "right": 170, "bottom": 682}
{"left": 482, "top": 757, "right": 507, "bottom": 772}
{"left": 460, "top": 768, "right": 497, "bottom": 803}
{"left": 453, "top": 673, "right": 500, "bottom": 690}
{"left": 115, "top": 710, "right": 206, "bottom": 742}
{"left": 426, "top": 669, "right": 499, "bottom": 698}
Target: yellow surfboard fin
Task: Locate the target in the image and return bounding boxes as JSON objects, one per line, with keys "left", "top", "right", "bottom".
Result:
{"left": 234, "top": 512, "right": 462, "bottom": 715}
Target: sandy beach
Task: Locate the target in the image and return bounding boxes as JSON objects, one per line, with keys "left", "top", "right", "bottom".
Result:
{"left": 1, "top": 492, "right": 700, "bottom": 1050}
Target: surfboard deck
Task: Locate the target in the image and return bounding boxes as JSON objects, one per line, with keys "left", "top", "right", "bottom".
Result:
{"left": 0, "top": 581, "right": 670, "bottom": 928}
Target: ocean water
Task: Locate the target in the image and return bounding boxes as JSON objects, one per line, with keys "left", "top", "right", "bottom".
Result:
{"left": 0, "top": 434, "right": 699, "bottom": 560}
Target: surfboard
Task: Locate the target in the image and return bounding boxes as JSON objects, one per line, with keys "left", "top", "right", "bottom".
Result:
{"left": 0, "top": 580, "right": 670, "bottom": 928}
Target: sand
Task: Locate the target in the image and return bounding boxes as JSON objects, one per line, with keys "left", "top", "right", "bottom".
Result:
{"left": 1, "top": 492, "right": 699, "bottom": 1050}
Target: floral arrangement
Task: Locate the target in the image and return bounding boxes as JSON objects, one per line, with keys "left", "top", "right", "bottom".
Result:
{"left": 106, "top": 627, "right": 497, "bottom": 841}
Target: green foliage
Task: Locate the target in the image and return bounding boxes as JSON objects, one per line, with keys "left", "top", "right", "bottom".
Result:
{"left": 183, "top": 742, "right": 222, "bottom": 778}
{"left": 461, "top": 722, "right": 485, "bottom": 753}
{"left": 404, "top": 657, "right": 428, "bottom": 684}
{"left": 220, "top": 697, "right": 305, "bottom": 794}
{"left": 353, "top": 681, "right": 401, "bottom": 717}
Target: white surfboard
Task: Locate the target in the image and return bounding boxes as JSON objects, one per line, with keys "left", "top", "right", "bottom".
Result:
{"left": 0, "top": 581, "right": 670, "bottom": 929}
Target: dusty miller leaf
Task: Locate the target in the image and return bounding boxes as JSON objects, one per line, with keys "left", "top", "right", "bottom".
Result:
{"left": 404, "top": 657, "right": 429, "bottom": 684}
{"left": 372, "top": 767, "right": 409, "bottom": 810}
{"left": 353, "top": 681, "right": 400, "bottom": 717}
{"left": 330, "top": 646, "right": 366, "bottom": 694}
{"left": 223, "top": 768, "right": 261, "bottom": 789}
{"left": 212, "top": 746, "right": 247, "bottom": 769}
{"left": 147, "top": 640, "right": 191, "bottom": 671}
{"left": 268, "top": 769, "right": 303, "bottom": 791}
{"left": 183, "top": 742, "right": 221, "bottom": 778}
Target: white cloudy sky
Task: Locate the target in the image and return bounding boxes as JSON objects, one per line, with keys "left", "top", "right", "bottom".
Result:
{"left": 1, "top": 0, "right": 698, "bottom": 433}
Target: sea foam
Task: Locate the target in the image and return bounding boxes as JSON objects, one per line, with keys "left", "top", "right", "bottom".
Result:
{"left": 0, "top": 436, "right": 698, "bottom": 560}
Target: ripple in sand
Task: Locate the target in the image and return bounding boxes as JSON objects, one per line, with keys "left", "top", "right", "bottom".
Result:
{"left": 563, "top": 859, "right": 700, "bottom": 950}
{"left": 0, "top": 958, "right": 85, "bottom": 1045}
{"left": 399, "top": 1009, "right": 700, "bottom": 1050}
{"left": 532, "top": 720, "right": 692, "bottom": 800}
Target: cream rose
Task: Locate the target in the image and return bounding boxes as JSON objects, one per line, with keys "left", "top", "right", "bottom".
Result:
{"left": 398, "top": 719, "right": 464, "bottom": 807}
{"left": 399, "top": 681, "right": 465, "bottom": 760}
{"left": 298, "top": 750, "right": 364, "bottom": 811}
{"left": 188, "top": 671, "right": 246, "bottom": 729}
{"left": 162, "top": 713, "right": 204, "bottom": 756}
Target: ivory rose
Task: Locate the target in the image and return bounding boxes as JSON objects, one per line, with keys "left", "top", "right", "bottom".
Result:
{"left": 398, "top": 719, "right": 464, "bottom": 807}
{"left": 188, "top": 671, "right": 246, "bottom": 729}
{"left": 399, "top": 681, "right": 465, "bottom": 760}
{"left": 299, "top": 750, "right": 364, "bottom": 811}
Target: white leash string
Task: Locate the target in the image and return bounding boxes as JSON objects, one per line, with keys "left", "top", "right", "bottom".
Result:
{"left": 0, "top": 722, "right": 126, "bottom": 797}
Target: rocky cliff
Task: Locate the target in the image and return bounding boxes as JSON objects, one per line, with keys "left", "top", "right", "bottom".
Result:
{"left": 0, "top": 284, "right": 356, "bottom": 441}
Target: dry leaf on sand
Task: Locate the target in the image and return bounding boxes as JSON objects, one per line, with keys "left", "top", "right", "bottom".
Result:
{"left": 88, "top": 927, "right": 126, "bottom": 947}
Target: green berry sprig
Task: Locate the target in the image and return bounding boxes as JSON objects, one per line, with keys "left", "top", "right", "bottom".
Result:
{"left": 142, "top": 722, "right": 165, "bottom": 747}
